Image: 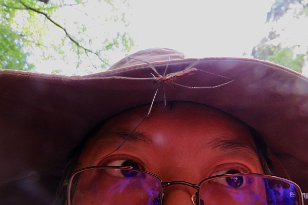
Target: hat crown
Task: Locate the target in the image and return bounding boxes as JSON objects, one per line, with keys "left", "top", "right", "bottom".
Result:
{"left": 109, "top": 48, "right": 185, "bottom": 70}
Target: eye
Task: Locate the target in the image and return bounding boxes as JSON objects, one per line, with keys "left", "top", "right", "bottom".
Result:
{"left": 225, "top": 175, "right": 245, "bottom": 188}
{"left": 104, "top": 159, "right": 144, "bottom": 178}
{"left": 211, "top": 167, "right": 250, "bottom": 189}
{"left": 107, "top": 159, "right": 142, "bottom": 170}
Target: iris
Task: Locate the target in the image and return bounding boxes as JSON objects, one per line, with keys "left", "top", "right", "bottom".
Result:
{"left": 226, "top": 176, "right": 244, "bottom": 188}
{"left": 226, "top": 169, "right": 244, "bottom": 188}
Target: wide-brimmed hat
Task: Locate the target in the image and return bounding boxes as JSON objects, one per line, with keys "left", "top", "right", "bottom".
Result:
{"left": 0, "top": 48, "right": 307, "bottom": 205}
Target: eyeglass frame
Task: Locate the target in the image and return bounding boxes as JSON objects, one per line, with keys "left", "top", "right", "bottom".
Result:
{"left": 67, "top": 165, "right": 307, "bottom": 205}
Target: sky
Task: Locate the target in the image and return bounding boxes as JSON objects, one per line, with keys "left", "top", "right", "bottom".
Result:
{"left": 129, "top": 0, "right": 274, "bottom": 58}
{"left": 31, "top": 0, "right": 276, "bottom": 75}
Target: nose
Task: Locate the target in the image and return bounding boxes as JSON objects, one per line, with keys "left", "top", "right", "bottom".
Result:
{"left": 162, "top": 189, "right": 196, "bottom": 205}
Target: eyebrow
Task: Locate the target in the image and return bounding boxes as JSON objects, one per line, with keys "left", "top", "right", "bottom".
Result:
{"left": 111, "top": 129, "right": 152, "bottom": 143}
{"left": 102, "top": 130, "right": 257, "bottom": 154}
{"left": 207, "top": 137, "right": 257, "bottom": 154}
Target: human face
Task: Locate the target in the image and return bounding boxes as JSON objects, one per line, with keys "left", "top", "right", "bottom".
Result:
{"left": 74, "top": 103, "right": 264, "bottom": 205}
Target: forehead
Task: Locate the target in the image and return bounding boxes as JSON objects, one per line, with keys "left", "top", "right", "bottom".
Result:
{"left": 102, "top": 103, "right": 254, "bottom": 142}
{"left": 79, "top": 103, "right": 257, "bottom": 166}
{"left": 105, "top": 103, "right": 248, "bottom": 128}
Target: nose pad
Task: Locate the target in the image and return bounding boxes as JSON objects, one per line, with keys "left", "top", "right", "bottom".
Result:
{"left": 191, "top": 194, "right": 197, "bottom": 205}
{"left": 162, "top": 190, "right": 195, "bottom": 205}
{"left": 191, "top": 193, "right": 204, "bottom": 205}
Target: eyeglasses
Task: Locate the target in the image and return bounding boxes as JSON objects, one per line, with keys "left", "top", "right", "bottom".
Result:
{"left": 67, "top": 166, "right": 305, "bottom": 205}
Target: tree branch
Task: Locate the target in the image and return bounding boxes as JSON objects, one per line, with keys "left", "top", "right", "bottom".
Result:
{"left": 38, "top": 0, "right": 49, "bottom": 4}
{"left": 17, "top": 1, "right": 106, "bottom": 63}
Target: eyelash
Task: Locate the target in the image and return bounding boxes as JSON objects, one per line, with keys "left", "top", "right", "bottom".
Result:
{"left": 210, "top": 164, "right": 251, "bottom": 177}
{"left": 100, "top": 155, "right": 145, "bottom": 171}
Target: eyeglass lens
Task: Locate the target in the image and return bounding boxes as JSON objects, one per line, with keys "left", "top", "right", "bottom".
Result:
{"left": 69, "top": 167, "right": 163, "bottom": 205}
{"left": 68, "top": 167, "right": 303, "bottom": 205}
{"left": 199, "top": 174, "right": 302, "bottom": 205}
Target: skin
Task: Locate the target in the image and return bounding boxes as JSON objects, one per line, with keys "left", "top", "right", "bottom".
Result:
{"left": 74, "top": 103, "right": 264, "bottom": 205}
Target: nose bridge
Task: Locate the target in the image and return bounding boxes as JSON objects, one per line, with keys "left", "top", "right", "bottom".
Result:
{"left": 162, "top": 181, "right": 199, "bottom": 205}
{"left": 162, "top": 189, "right": 196, "bottom": 205}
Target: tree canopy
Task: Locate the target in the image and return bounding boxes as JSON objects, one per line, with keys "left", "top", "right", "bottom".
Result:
{"left": 1, "top": 0, "right": 308, "bottom": 75}
{"left": 252, "top": 0, "right": 308, "bottom": 73}
{"left": 0, "top": 0, "right": 133, "bottom": 74}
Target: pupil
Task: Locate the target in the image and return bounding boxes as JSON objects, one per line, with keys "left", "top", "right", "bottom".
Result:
{"left": 226, "top": 176, "right": 244, "bottom": 188}
{"left": 122, "top": 160, "right": 140, "bottom": 169}
{"left": 121, "top": 160, "right": 140, "bottom": 177}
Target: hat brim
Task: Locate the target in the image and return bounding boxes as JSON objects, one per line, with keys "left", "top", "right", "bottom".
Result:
{"left": 1, "top": 58, "right": 308, "bottom": 204}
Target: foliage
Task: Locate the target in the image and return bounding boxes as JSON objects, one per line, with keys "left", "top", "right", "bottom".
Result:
{"left": 266, "top": 0, "right": 305, "bottom": 21}
{"left": 0, "top": 0, "right": 134, "bottom": 74}
{"left": 252, "top": 0, "right": 308, "bottom": 73}
{"left": 253, "top": 44, "right": 304, "bottom": 72}
{"left": 0, "top": 24, "right": 33, "bottom": 70}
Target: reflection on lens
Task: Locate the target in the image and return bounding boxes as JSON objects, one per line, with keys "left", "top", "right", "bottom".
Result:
{"left": 226, "top": 176, "right": 244, "bottom": 188}
{"left": 265, "top": 178, "right": 300, "bottom": 205}
{"left": 200, "top": 174, "right": 303, "bottom": 205}
{"left": 68, "top": 169, "right": 303, "bottom": 205}
{"left": 69, "top": 167, "right": 162, "bottom": 205}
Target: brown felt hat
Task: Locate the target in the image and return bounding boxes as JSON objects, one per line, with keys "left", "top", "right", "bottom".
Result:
{"left": 0, "top": 48, "right": 307, "bottom": 205}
